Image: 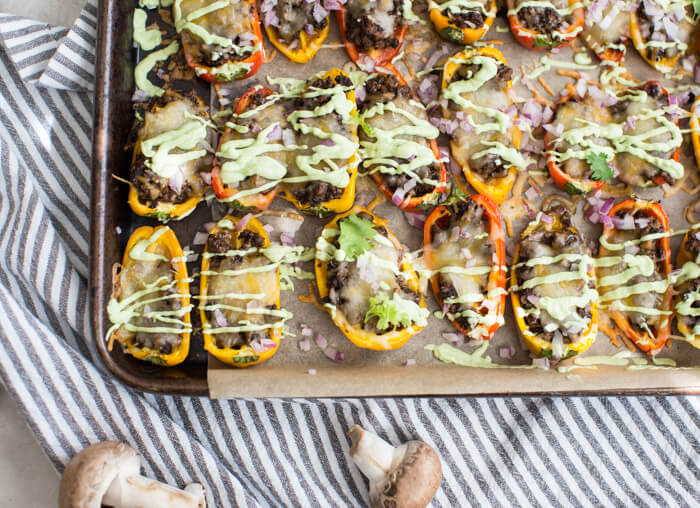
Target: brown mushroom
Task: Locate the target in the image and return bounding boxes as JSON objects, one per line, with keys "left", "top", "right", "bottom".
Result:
{"left": 59, "top": 441, "right": 206, "bottom": 508}
{"left": 348, "top": 424, "right": 442, "bottom": 508}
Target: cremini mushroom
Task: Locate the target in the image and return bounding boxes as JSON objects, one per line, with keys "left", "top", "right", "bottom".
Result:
{"left": 348, "top": 424, "right": 442, "bottom": 508}
{"left": 59, "top": 441, "right": 206, "bottom": 508}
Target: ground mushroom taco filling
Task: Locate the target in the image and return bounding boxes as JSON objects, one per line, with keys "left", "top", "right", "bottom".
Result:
{"left": 345, "top": 0, "right": 405, "bottom": 53}
{"left": 509, "top": 0, "right": 582, "bottom": 47}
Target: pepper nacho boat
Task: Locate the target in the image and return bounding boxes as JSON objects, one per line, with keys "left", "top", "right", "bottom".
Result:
{"left": 429, "top": 0, "right": 497, "bottom": 44}
{"left": 315, "top": 208, "right": 428, "bottom": 350}
{"left": 107, "top": 226, "right": 192, "bottom": 366}
{"left": 506, "top": 0, "right": 584, "bottom": 50}
{"left": 511, "top": 205, "right": 598, "bottom": 360}
{"left": 357, "top": 71, "right": 447, "bottom": 212}
{"left": 260, "top": 0, "right": 330, "bottom": 63}
{"left": 424, "top": 194, "right": 506, "bottom": 341}
{"left": 129, "top": 91, "right": 216, "bottom": 221}
{"left": 200, "top": 216, "right": 288, "bottom": 367}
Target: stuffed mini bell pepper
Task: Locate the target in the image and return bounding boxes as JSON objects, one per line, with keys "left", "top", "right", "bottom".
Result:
{"left": 212, "top": 86, "right": 285, "bottom": 212}
{"left": 174, "top": 0, "right": 264, "bottom": 82}
{"left": 200, "top": 216, "right": 287, "bottom": 367}
{"left": 440, "top": 47, "right": 526, "bottom": 204}
{"left": 429, "top": 0, "right": 497, "bottom": 44}
{"left": 424, "top": 194, "right": 506, "bottom": 340}
{"left": 506, "top": 0, "right": 584, "bottom": 50}
{"left": 107, "top": 226, "right": 192, "bottom": 366}
{"left": 581, "top": 0, "right": 629, "bottom": 63}
{"left": 546, "top": 82, "right": 682, "bottom": 195}
{"left": 129, "top": 91, "right": 216, "bottom": 221}
{"left": 691, "top": 97, "right": 700, "bottom": 171}
{"left": 630, "top": 0, "right": 694, "bottom": 73}
{"left": 598, "top": 199, "right": 672, "bottom": 355}
{"left": 337, "top": 0, "right": 408, "bottom": 68}
{"left": 315, "top": 208, "right": 428, "bottom": 350}
{"left": 357, "top": 70, "right": 447, "bottom": 212}
{"left": 511, "top": 205, "right": 598, "bottom": 360}
{"left": 674, "top": 228, "right": 700, "bottom": 350}
{"left": 279, "top": 69, "right": 360, "bottom": 216}
{"left": 260, "top": 0, "right": 330, "bottom": 62}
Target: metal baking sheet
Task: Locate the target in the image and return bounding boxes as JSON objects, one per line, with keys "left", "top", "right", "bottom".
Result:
{"left": 91, "top": 0, "right": 700, "bottom": 396}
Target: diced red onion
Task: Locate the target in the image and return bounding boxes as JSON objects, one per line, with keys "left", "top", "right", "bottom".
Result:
{"left": 200, "top": 172, "right": 212, "bottom": 185}
{"left": 308, "top": 368, "right": 317, "bottom": 375}
{"left": 303, "top": 24, "right": 315, "bottom": 35}
{"left": 263, "top": 10, "right": 279, "bottom": 27}
{"left": 355, "top": 85, "right": 366, "bottom": 104}
{"left": 282, "top": 128, "right": 295, "bottom": 146}
{"left": 193, "top": 231, "right": 209, "bottom": 245}
{"left": 131, "top": 89, "right": 150, "bottom": 102}
{"left": 312, "top": 2, "right": 328, "bottom": 22}
{"left": 404, "top": 359, "right": 416, "bottom": 367}
{"left": 320, "top": 139, "right": 335, "bottom": 147}
{"left": 235, "top": 213, "right": 253, "bottom": 231}
{"left": 442, "top": 332, "right": 464, "bottom": 346}
{"left": 280, "top": 232, "right": 295, "bottom": 246}
{"left": 635, "top": 217, "right": 650, "bottom": 228}
{"left": 315, "top": 333, "right": 328, "bottom": 349}
{"left": 267, "top": 124, "right": 282, "bottom": 141}
{"left": 323, "top": 346, "right": 344, "bottom": 362}
{"left": 540, "top": 213, "right": 552, "bottom": 224}
{"left": 524, "top": 186, "right": 539, "bottom": 202}
{"left": 213, "top": 309, "right": 227, "bottom": 327}
{"left": 499, "top": 345, "right": 515, "bottom": 359}
{"left": 600, "top": 197, "right": 615, "bottom": 215}
{"left": 532, "top": 356, "right": 550, "bottom": 369}
{"left": 299, "top": 337, "right": 311, "bottom": 352}
{"left": 357, "top": 55, "right": 376, "bottom": 72}
{"left": 612, "top": 214, "right": 635, "bottom": 230}
{"left": 168, "top": 170, "right": 184, "bottom": 194}
{"left": 521, "top": 100, "right": 542, "bottom": 127}
{"left": 423, "top": 44, "right": 450, "bottom": 71}
{"left": 260, "top": 0, "right": 275, "bottom": 12}
{"left": 301, "top": 325, "right": 313, "bottom": 337}
{"left": 403, "top": 211, "right": 426, "bottom": 229}
{"left": 392, "top": 186, "right": 407, "bottom": 206}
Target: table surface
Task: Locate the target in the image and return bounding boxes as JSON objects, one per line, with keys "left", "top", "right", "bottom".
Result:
{"left": 1, "top": 3, "right": 85, "bottom": 504}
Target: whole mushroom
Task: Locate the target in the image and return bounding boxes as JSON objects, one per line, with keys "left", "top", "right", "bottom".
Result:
{"left": 348, "top": 424, "right": 442, "bottom": 508}
{"left": 59, "top": 441, "right": 206, "bottom": 508}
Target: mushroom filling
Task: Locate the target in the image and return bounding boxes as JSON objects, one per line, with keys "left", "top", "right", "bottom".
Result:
{"left": 441, "top": 54, "right": 526, "bottom": 182}
{"left": 345, "top": 0, "right": 404, "bottom": 52}
{"left": 597, "top": 210, "right": 669, "bottom": 338}
{"left": 429, "top": 200, "right": 502, "bottom": 340}
{"left": 204, "top": 228, "right": 279, "bottom": 349}
{"left": 512, "top": 0, "right": 577, "bottom": 39}
{"left": 358, "top": 73, "right": 443, "bottom": 201}
{"left": 285, "top": 73, "right": 357, "bottom": 207}
{"left": 131, "top": 94, "right": 214, "bottom": 208}
{"left": 548, "top": 84, "right": 682, "bottom": 188}
{"left": 431, "top": 0, "right": 492, "bottom": 29}
{"left": 217, "top": 88, "right": 289, "bottom": 196}
{"left": 323, "top": 213, "right": 423, "bottom": 334}
{"left": 636, "top": 0, "right": 693, "bottom": 63}
{"left": 175, "top": 0, "right": 259, "bottom": 67}
{"left": 514, "top": 208, "right": 595, "bottom": 344}
{"left": 111, "top": 235, "right": 187, "bottom": 356}
{"left": 676, "top": 231, "right": 700, "bottom": 336}
{"left": 581, "top": 0, "right": 629, "bottom": 55}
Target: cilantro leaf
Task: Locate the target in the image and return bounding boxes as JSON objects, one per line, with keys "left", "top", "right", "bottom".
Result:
{"left": 442, "top": 185, "right": 469, "bottom": 206}
{"left": 338, "top": 214, "right": 377, "bottom": 261}
{"left": 586, "top": 152, "right": 613, "bottom": 181}
{"left": 532, "top": 36, "right": 553, "bottom": 49}
{"left": 364, "top": 293, "right": 429, "bottom": 331}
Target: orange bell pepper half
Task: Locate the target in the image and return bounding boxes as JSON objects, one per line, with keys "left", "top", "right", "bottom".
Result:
{"left": 212, "top": 86, "right": 279, "bottom": 211}
{"left": 423, "top": 194, "right": 506, "bottom": 339}
{"left": 600, "top": 199, "right": 672, "bottom": 354}
{"left": 266, "top": 21, "right": 330, "bottom": 63}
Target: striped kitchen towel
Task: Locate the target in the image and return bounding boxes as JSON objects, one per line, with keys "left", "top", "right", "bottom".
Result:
{"left": 0, "top": 3, "right": 699, "bottom": 507}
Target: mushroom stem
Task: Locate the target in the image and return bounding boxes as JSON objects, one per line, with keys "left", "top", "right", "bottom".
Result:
{"left": 348, "top": 424, "right": 397, "bottom": 483}
{"left": 102, "top": 475, "right": 205, "bottom": 508}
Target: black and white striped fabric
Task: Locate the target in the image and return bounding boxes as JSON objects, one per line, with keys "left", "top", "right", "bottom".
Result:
{"left": 0, "top": 3, "right": 699, "bottom": 506}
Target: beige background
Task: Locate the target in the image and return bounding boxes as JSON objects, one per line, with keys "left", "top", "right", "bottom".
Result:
{"left": 1, "top": 2, "right": 86, "bottom": 504}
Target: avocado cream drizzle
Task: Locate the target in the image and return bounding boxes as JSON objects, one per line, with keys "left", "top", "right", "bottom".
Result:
{"left": 133, "top": 8, "right": 162, "bottom": 51}
{"left": 525, "top": 55, "right": 596, "bottom": 80}
{"left": 134, "top": 41, "right": 179, "bottom": 97}
{"left": 359, "top": 100, "right": 442, "bottom": 186}
{"left": 107, "top": 276, "right": 192, "bottom": 340}
{"left": 141, "top": 113, "right": 210, "bottom": 179}
{"left": 425, "top": 342, "right": 539, "bottom": 369}
{"left": 128, "top": 227, "right": 169, "bottom": 262}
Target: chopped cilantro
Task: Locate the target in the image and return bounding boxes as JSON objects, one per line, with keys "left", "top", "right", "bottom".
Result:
{"left": 442, "top": 185, "right": 469, "bottom": 206}
{"left": 359, "top": 117, "right": 376, "bottom": 137}
{"left": 532, "top": 36, "right": 552, "bottom": 49}
{"left": 144, "top": 355, "right": 168, "bottom": 366}
{"left": 586, "top": 152, "right": 613, "bottom": 181}
{"left": 338, "top": 214, "right": 377, "bottom": 261}
{"left": 364, "top": 293, "right": 429, "bottom": 331}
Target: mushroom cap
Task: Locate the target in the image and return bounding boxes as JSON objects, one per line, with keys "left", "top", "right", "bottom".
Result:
{"left": 370, "top": 441, "right": 442, "bottom": 508}
{"left": 59, "top": 441, "right": 141, "bottom": 508}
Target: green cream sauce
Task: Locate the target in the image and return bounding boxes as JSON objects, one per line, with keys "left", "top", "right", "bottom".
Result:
{"left": 141, "top": 118, "right": 208, "bottom": 179}
{"left": 426, "top": 342, "right": 538, "bottom": 369}
{"left": 129, "top": 227, "right": 169, "bottom": 262}
{"left": 133, "top": 8, "right": 162, "bottom": 51}
{"left": 134, "top": 40, "right": 179, "bottom": 97}
{"left": 429, "top": 0, "right": 491, "bottom": 15}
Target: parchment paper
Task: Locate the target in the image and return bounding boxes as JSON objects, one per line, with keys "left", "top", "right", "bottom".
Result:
{"left": 195, "top": 13, "right": 700, "bottom": 398}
